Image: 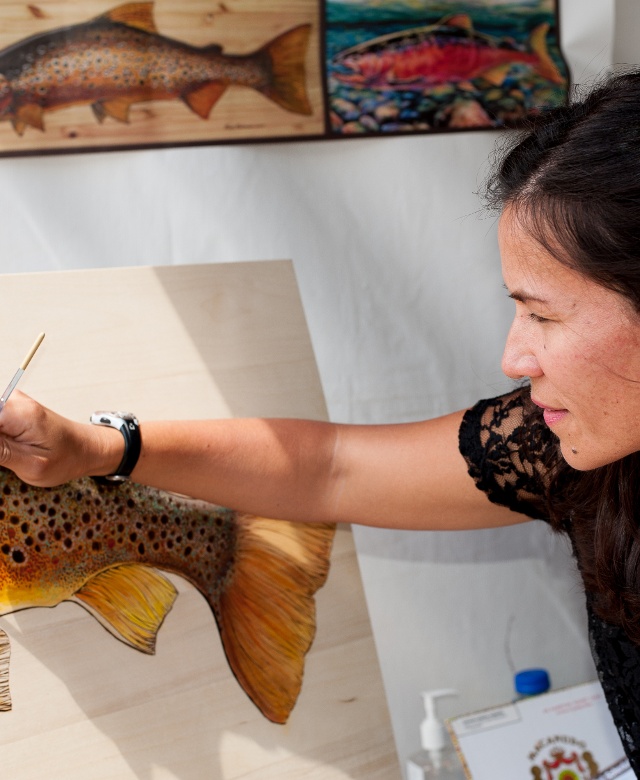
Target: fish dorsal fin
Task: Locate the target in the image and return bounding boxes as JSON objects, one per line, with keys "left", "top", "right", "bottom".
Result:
{"left": 440, "top": 13, "right": 474, "bottom": 31}
{"left": 102, "top": 2, "right": 157, "bottom": 34}
{"left": 0, "top": 628, "right": 10, "bottom": 711}
{"left": 183, "top": 83, "right": 227, "bottom": 119}
{"left": 72, "top": 564, "right": 177, "bottom": 654}
{"left": 211, "top": 516, "right": 335, "bottom": 723}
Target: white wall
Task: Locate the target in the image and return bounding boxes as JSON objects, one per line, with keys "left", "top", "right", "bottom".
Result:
{"left": 0, "top": 0, "right": 630, "bottom": 775}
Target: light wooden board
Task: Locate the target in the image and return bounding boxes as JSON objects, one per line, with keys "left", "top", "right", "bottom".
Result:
{"left": 0, "top": 0, "right": 324, "bottom": 154}
{"left": 0, "top": 261, "right": 399, "bottom": 779}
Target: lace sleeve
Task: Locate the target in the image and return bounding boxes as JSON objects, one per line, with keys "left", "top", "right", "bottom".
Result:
{"left": 458, "top": 387, "right": 555, "bottom": 521}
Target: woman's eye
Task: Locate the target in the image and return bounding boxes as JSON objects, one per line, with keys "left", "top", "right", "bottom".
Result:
{"left": 528, "top": 312, "right": 549, "bottom": 323}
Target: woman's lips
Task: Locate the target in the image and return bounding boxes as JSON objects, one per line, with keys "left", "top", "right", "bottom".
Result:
{"left": 532, "top": 398, "right": 569, "bottom": 426}
{"left": 542, "top": 408, "right": 568, "bottom": 426}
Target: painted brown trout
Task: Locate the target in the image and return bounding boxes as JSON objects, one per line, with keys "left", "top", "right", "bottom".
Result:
{"left": 0, "top": 467, "right": 335, "bottom": 723}
{"left": 0, "top": 2, "right": 312, "bottom": 135}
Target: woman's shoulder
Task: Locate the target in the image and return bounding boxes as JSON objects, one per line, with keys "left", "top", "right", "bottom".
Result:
{"left": 459, "top": 385, "right": 559, "bottom": 521}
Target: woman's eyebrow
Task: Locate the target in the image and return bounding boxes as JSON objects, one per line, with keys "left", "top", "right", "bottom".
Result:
{"left": 503, "top": 284, "right": 549, "bottom": 305}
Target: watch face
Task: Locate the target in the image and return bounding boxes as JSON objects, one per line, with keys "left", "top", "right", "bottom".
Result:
{"left": 91, "top": 412, "right": 139, "bottom": 428}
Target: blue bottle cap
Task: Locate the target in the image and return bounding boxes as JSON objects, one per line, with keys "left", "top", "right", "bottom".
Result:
{"left": 514, "top": 668, "right": 550, "bottom": 696}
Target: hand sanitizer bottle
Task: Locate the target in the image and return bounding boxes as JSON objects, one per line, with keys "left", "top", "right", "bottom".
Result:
{"left": 406, "top": 689, "right": 466, "bottom": 779}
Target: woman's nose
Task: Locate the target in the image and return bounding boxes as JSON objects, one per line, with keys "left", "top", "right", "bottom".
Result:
{"left": 501, "top": 319, "right": 543, "bottom": 380}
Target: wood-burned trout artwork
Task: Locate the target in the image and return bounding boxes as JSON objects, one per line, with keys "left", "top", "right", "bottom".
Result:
{"left": 0, "top": 468, "right": 335, "bottom": 723}
{"left": 0, "top": 0, "right": 323, "bottom": 153}
{"left": 0, "top": 3, "right": 312, "bottom": 135}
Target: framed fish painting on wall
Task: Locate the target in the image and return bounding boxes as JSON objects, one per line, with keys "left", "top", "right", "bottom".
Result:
{"left": 0, "top": 0, "right": 325, "bottom": 154}
{"left": 327, "top": 0, "right": 569, "bottom": 135}
{"left": 0, "top": 0, "right": 568, "bottom": 156}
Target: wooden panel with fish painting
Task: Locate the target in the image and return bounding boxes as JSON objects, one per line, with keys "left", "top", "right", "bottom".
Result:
{"left": 0, "top": 0, "right": 568, "bottom": 154}
{"left": 0, "top": 0, "right": 324, "bottom": 153}
{"left": 0, "top": 261, "right": 400, "bottom": 778}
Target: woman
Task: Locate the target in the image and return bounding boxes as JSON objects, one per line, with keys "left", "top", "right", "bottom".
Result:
{"left": 2, "top": 71, "right": 640, "bottom": 770}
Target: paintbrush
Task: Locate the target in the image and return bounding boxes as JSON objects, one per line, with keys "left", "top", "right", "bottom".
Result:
{"left": 0, "top": 333, "right": 45, "bottom": 412}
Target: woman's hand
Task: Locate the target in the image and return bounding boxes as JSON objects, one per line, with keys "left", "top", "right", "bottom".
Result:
{"left": 0, "top": 391, "right": 123, "bottom": 487}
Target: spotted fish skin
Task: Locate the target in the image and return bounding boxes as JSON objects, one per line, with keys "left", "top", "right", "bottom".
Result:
{"left": 0, "top": 467, "right": 335, "bottom": 724}
{"left": 0, "top": 472, "right": 236, "bottom": 609}
{"left": 0, "top": 2, "right": 312, "bottom": 134}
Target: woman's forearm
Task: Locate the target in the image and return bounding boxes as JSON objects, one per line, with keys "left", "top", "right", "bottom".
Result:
{"left": 0, "top": 392, "right": 527, "bottom": 530}
{"left": 129, "top": 417, "right": 341, "bottom": 524}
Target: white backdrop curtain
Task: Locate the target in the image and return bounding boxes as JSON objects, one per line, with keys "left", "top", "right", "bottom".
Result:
{"left": 0, "top": 0, "right": 626, "bottom": 773}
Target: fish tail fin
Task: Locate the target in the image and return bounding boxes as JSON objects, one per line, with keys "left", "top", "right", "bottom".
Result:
{"left": 213, "top": 515, "right": 335, "bottom": 723}
{"left": 529, "top": 23, "right": 565, "bottom": 85}
{"left": 260, "top": 24, "right": 313, "bottom": 115}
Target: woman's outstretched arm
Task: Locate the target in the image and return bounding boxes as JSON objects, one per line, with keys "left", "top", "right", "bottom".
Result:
{"left": 0, "top": 391, "right": 528, "bottom": 531}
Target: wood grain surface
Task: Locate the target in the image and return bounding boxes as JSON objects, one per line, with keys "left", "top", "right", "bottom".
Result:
{"left": 0, "top": 0, "right": 324, "bottom": 154}
{"left": 0, "top": 261, "right": 399, "bottom": 779}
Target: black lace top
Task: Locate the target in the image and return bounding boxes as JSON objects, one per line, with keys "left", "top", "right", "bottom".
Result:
{"left": 459, "top": 387, "right": 640, "bottom": 774}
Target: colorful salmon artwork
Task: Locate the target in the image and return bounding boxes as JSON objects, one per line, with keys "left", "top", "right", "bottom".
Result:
{"left": 0, "top": 2, "right": 312, "bottom": 135}
{"left": 331, "top": 13, "right": 564, "bottom": 90}
{"left": 0, "top": 468, "right": 335, "bottom": 724}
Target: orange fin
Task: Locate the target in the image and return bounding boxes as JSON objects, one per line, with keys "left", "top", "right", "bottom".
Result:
{"left": 0, "top": 628, "right": 10, "bottom": 712}
{"left": 529, "top": 22, "right": 564, "bottom": 85}
{"left": 92, "top": 98, "right": 135, "bottom": 124}
{"left": 72, "top": 564, "right": 177, "bottom": 654}
{"left": 258, "top": 24, "right": 312, "bottom": 116}
{"left": 440, "top": 14, "right": 474, "bottom": 31}
{"left": 183, "top": 83, "right": 227, "bottom": 119}
{"left": 213, "top": 516, "right": 335, "bottom": 723}
{"left": 13, "top": 104, "right": 44, "bottom": 133}
{"left": 101, "top": 2, "right": 157, "bottom": 34}
{"left": 480, "top": 63, "right": 513, "bottom": 87}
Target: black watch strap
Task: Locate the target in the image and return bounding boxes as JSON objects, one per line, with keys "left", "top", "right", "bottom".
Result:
{"left": 90, "top": 411, "right": 141, "bottom": 484}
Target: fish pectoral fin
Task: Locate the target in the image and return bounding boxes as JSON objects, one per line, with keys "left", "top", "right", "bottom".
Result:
{"left": 183, "top": 83, "right": 227, "bottom": 119}
{"left": 14, "top": 104, "right": 44, "bottom": 133}
{"left": 0, "top": 627, "right": 11, "bottom": 711}
{"left": 93, "top": 98, "right": 135, "bottom": 124}
{"left": 73, "top": 564, "right": 177, "bottom": 654}
{"left": 102, "top": 2, "right": 158, "bottom": 34}
{"left": 479, "top": 63, "right": 513, "bottom": 86}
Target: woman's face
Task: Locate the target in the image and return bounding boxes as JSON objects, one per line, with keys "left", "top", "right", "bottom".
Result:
{"left": 499, "top": 206, "right": 640, "bottom": 470}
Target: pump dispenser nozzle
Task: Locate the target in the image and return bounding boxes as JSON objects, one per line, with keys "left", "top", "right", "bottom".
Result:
{"left": 420, "top": 689, "right": 458, "bottom": 770}
{"left": 407, "top": 689, "right": 465, "bottom": 779}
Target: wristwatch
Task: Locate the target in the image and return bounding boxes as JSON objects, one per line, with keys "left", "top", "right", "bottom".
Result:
{"left": 90, "top": 411, "right": 141, "bottom": 483}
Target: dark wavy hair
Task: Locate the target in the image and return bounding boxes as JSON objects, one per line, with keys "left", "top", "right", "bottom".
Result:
{"left": 485, "top": 70, "right": 640, "bottom": 642}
